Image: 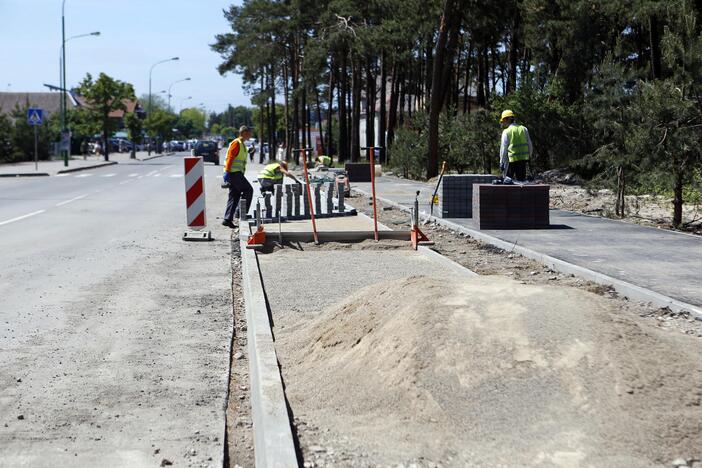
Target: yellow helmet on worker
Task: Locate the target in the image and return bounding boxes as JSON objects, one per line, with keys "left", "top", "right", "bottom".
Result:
{"left": 500, "top": 109, "right": 516, "bottom": 123}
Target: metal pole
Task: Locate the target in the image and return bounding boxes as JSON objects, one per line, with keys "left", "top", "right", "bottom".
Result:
{"left": 61, "top": 0, "right": 68, "bottom": 167}
{"left": 34, "top": 125, "right": 38, "bottom": 171}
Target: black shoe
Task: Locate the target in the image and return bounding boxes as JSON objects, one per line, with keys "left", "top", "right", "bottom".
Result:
{"left": 222, "top": 219, "right": 236, "bottom": 228}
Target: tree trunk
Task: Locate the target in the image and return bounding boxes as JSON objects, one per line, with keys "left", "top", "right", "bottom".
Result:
{"left": 315, "top": 86, "right": 325, "bottom": 154}
{"left": 351, "top": 56, "right": 361, "bottom": 162}
{"left": 292, "top": 51, "right": 300, "bottom": 164}
{"left": 507, "top": 8, "right": 520, "bottom": 94}
{"left": 365, "top": 56, "right": 376, "bottom": 149}
{"left": 387, "top": 64, "right": 400, "bottom": 149}
{"left": 424, "top": 36, "right": 434, "bottom": 111}
{"left": 477, "top": 46, "right": 486, "bottom": 107}
{"left": 283, "top": 62, "right": 290, "bottom": 161}
{"left": 338, "top": 52, "right": 349, "bottom": 162}
{"left": 427, "top": 0, "right": 461, "bottom": 178}
{"left": 307, "top": 103, "right": 312, "bottom": 152}
{"left": 327, "top": 61, "right": 335, "bottom": 156}
{"left": 673, "top": 164, "right": 684, "bottom": 227}
{"left": 379, "top": 52, "right": 387, "bottom": 162}
{"left": 649, "top": 15, "right": 662, "bottom": 80}
{"left": 615, "top": 165, "right": 626, "bottom": 218}
{"left": 301, "top": 85, "right": 307, "bottom": 151}
{"left": 463, "top": 41, "right": 473, "bottom": 113}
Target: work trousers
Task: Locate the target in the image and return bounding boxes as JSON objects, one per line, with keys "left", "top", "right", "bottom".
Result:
{"left": 224, "top": 172, "right": 253, "bottom": 221}
{"left": 506, "top": 160, "right": 528, "bottom": 182}
{"left": 258, "top": 178, "right": 282, "bottom": 193}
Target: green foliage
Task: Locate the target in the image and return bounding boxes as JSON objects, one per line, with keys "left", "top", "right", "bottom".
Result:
{"left": 144, "top": 110, "right": 177, "bottom": 142}
{"left": 441, "top": 109, "right": 500, "bottom": 174}
{"left": 389, "top": 112, "right": 428, "bottom": 179}
{"left": 2, "top": 104, "right": 55, "bottom": 163}
{"left": 176, "top": 108, "right": 206, "bottom": 138}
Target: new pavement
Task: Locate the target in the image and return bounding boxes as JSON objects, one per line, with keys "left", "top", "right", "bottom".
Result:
{"left": 354, "top": 176, "right": 702, "bottom": 308}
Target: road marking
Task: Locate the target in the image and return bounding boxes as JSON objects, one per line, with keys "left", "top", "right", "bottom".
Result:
{"left": 101, "top": 173, "right": 116, "bottom": 178}
{"left": 56, "top": 173, "right": 69, "bottom": 177}
{"left": 154, "top": 173, "right": 161, "bottom": 178}
{"left": 56, "top": 194, "right": 88, "bottom": 207}
{"left": 75, "top": 173, "right": 93, "bottom": 178}
{"left": 0, "top": 210, "right": 45, "bottom": 226}
{"left": 170, "top": 174, "right": 183, "bottom": 178}
{"left": 146, "top": 170, "right": 158, "bottom": 176}
{"left": 128, "top": 173, "right": 139, "bottom": 177}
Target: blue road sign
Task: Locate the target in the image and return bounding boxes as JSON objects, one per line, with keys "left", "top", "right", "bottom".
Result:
{"left": 27, "top": 108, "right": 43, "bottom": 126}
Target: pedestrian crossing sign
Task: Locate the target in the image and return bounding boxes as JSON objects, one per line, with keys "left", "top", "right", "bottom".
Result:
{"left": 27, "top": 108, "right": 43, "bottom": 126}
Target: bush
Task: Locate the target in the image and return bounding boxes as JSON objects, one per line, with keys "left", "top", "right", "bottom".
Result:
{"left": 389, "top": 112, "right": 428, "bottom": 179}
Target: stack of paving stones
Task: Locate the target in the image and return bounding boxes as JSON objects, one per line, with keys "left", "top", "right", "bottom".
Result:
{"left": 259, "top": 183, "right": 355, "bottom": 223}
{"left": 440, "top": 174, "right": 500, "bottom": 218}
{"left": 472, "top": 184, "right": 550, "bottom": 229}
{"left": 344, "top": 163, "right": 372, "bottom": 182}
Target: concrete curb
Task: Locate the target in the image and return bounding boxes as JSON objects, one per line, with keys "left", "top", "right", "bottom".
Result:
{"left": 56, "top": 161, "right": 118, "bottom": 174}
{"left": 138, "top": 151, "right": 175, "bottom": 161}
{"left": 239, "top": 236, "right": 298, "bottom": 468}
{"left": 0, "top": 172, "right": 50, "bottom": 178}
{"left": 353, "top": 188, "right": 702, "bottom": 319}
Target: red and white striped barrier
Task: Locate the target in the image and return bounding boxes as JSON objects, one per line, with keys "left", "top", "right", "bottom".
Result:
{"left": 184, "top": 156, "right": 206, "bottom": 229}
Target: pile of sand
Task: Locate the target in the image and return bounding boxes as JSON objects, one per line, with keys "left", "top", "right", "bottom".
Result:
{"left": 281, "top": 275, "right": 702, "bottom": 467}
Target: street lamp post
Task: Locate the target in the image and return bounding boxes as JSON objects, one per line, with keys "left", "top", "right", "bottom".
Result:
{"left": 178, "top": 96, "right": 192, "bottom": 113}
{"left": 147, "top": 57, "right": 179, "bottom": 155}
{"left": 61, "top": 0, "right": 67, "bottom": 166}
{"left": 59, "top": 31, "right": 100, "bottom": 134}
{"left": 167, "top": 77, "right": 191, "bottom": 112}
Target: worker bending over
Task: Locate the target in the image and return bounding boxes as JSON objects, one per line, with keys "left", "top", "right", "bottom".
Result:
{"left": 221, "top": 126, "right": 254, "bottom": 228}
{"left": 315, "top": 155, "right": 332, "bottom": 168}
{"left": 499, "top": 110, "right": 533, "bottom": 182}
{"left": 257, "top": 160, "right": 300, "bottom": 193}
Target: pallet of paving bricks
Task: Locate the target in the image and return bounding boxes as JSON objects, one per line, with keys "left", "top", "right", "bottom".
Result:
{"left": 344, "top": 163, "right": 372, "bottom": 182}
{"left": 440, "top": 174, "right": 500, "bottom": 218}
{"left": 472, "top": 184, "right": 550, "bottom": 229}
{"left": 258, "top": 181, "right": 356, "bottom": 224}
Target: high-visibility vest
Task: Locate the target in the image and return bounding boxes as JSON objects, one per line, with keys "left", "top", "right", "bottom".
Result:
{"left": 506, "top": 125, "right": 530, "bottom": 163}
{"left": 258, "top": 163, "right": 283, "bottom": 181}
{"left": 225, "top": 137, "right": 248, "bottom": 173}
{"left": 317, "top": 155, "right": 332, "bottom": 166}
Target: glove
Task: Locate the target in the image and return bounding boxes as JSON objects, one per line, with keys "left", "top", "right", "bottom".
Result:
{"left": 223, "top": 172, "right": 230, "bottom": 183}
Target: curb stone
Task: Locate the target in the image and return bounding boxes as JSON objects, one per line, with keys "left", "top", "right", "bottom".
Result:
{"left": 56, "top": 161, "right": 118, "bottom": 174}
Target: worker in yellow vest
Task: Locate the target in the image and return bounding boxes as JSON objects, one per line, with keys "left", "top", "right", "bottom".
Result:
{"left": 257, "top": 161, "right": 300, "bottom": 193}
{"left": 221, "top": 126, "right": 254, "bottom": 228}
{"left": 499, "top": 110, "right": 533, "bottom": 182}
{"left": 315, "top": 155, "right": 332, "bottom": 168}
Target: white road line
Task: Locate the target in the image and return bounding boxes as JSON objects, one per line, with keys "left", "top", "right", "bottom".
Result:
{"left": 0, "top": 210, "right": 45, "bottom": 227}
{"left": 170, "top": 174, "right": 183, "bottom": 178}
{"left": 101, "top": 173, "right": 116, "bottom": 177}
{"left": 56, "top": 174, "right": 70, "bottom": 177}
{"left": 154, "top": 173, "right": 161, "bottom": 178}
{"left": 128, "top": 173, "right": 139, "bottom": 177}
{"left": 56, "top": 194, "right": 88, "bottom": 207}
{"left": 75, "top": 173, "right": 93, "bottom": 178}
{"left": 146, "top": 170, "right": 158, "bottom": 176}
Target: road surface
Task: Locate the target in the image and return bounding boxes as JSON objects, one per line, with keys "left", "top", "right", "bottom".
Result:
{"left": 0, "top": 152, "right": 235, "bottom": 467}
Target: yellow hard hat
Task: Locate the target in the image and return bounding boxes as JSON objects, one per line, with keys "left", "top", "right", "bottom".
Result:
{"left": 500, "top": 110, "right": 516, "bottom": 123}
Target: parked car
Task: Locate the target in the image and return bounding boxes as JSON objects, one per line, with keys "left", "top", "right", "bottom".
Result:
{"left": 192, "top": 140, "right": 219, "bottom": 165}
{"left": 169, "top": 140, "right": 185, "bottom": 151}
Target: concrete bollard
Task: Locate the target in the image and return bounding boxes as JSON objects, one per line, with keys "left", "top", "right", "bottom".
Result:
{"left": 338, "top": 182, "right": 345, "bottom": 213}
{"left": 293, "top": 184, "right": 301, "bottom": 218}
{"left": 302, "top": 184, "right": 309, "bottom": 218}
{"left": 285, "top": 185, "right": 293, "bottom": 218}
{"left": 326, "top": 182, "right": 334, "bottom": 214}
{"left": 314, "top": 184, "right": 322, "bottom": 215}
{"left": 274, "top": 184, "right": 283, "bottom": 218}
{"left": 264, "top": 193, "right": 272, "bottom": 219}
{"left": 238, "top": 199, "right": 247, "bottom": 224}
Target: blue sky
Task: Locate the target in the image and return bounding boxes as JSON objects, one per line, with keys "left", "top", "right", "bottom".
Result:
{"left": 0, "top": 0, "right": 247, "bottom": 112}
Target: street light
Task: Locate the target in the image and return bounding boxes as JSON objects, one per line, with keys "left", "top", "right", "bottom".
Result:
{"left": 167, "top": 77, "right": 191, "bottom": 112}
{"left": 58, "top": 29, "right": 100, "bottom": 166}
{"left": 148, "top": 57, "right": 179, "bottom": 115}
{"left": 147, "top": 56, "right": 179, "bottom": 155}
{"left": 179, "top": 96, "right": 192, "bottom": 112}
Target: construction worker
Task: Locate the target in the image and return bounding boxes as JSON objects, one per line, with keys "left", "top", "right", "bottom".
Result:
{"left": 257, "top": 161, "right": 301, "bottom": 193}
{"left": 499, "top": 110, "right": 533, "bottom": 182}
{"left": 315, "top": 155, "right": 332, "bottom": 168}
{"left": 221, "top": 126, "right": 254, "bottom": 228}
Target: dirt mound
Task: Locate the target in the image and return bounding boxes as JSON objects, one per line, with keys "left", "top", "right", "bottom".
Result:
{"left": 281, "top": 276, "right": 702, "bottom": 467}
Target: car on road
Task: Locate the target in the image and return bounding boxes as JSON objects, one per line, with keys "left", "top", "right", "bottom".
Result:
{"left": 192, "top": 140, "right": 219, "bottom": 165}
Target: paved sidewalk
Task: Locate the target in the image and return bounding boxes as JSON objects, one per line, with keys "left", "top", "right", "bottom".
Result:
{"left": 0, "top": 151, "right": 172, "bottom": 177}
{"left": 354, "top": 176, "right": 702, "bottom": 308}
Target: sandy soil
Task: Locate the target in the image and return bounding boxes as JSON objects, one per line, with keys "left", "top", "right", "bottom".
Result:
{"left": 281, "top": 275, "right": 702, "bottom": 467}
{"left": 549, "top": 184, "right": 702, "bottom": 235}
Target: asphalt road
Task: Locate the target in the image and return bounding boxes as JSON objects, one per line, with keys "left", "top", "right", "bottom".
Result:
{"left": 0, "top": 152, "right": 235, "bottom": 467}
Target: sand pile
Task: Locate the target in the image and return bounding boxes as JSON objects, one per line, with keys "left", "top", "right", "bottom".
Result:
{"left": 280, "top": 275, "right": 702, "bottom": 467}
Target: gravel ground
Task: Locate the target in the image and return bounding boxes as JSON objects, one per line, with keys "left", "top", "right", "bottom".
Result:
{"left": 226, "top": 233, "right": 255, "bottom": 468}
